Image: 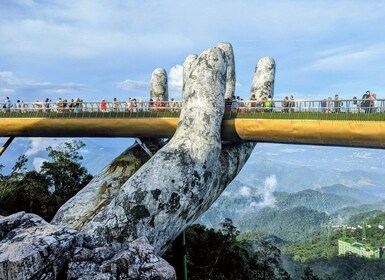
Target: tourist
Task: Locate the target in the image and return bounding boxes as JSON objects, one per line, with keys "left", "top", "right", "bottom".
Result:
{"left": 350, "top": 97, "right": 358, "bottom": 114}
{"left": 231, "top": 96, "right": 238, "bottom": 112}
{"left": 137, "top": 99, "right": 143, "bottom": 112}
{"left": 361, "top": 92, "right": 368, "bottom": 113}
{"left": 170, "top": 98, "right": 177, "bottom": 112}
{"left": 320, "top": 99, "right": 327, "bottom": 113}
{"left": 334, "top": 94, "right": 342, "bottom": 113}
{"left": 34, "top": 100, "right": 43, "bottom": 112}
{"left": 225, "top": 97, "right": 232, "bottom": 113}
{"left": 45, "top": 98, "right": 51, "bottom": 112}
{"left": 3, "top": 97, "right": 12, "bottom": 112}
{"left": 248, "top": 94, "right": 257, "bottom": 112}
{"left": 113, "top": 97, "right": 119, "bottom": 112}
{"left": 370, "top": 93, "right": 377, "bottom": 113}
{"left": 132, "top": 98, "right": 138, "bottom": 112}
{"left": 148, "top": 98, "right": 154, "bottom": 111}
{"left": 289, "top": 95, "right": 295, "bottom": 113}
{"left": 74, "top": 98, "right": 81, "bottom": 113}
{"left": 282, "top": 96, "right": 289, "bottom": 113}
{"left": 68, "top": 99, "right": 74, "bottom": 112}
{"left": 100, "top": 99, "right": 107, "bottom": 112}
{"left": 16, "top": 100, "right": 22, "bottom": 112}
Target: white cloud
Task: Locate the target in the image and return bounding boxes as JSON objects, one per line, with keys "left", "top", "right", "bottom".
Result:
{"left": 281, "top": 148, "right": 307, "bottom": 153}
{"left": 257, "top": 175, "right": 277, "bottom": 208}
{"left": 168, "top": 64, "right": 183, "bottom": 99}
{"left": 306, "top": 43, "right": 385, "bottom": 71}
{"left": 25, "top": 138, "right": 70, "bottom": 157}
{"left": 32, "top": 157, "right": 46, "bottom": 172}
{"left": 239, "top": 186, "right": 252, "bottom": 197}
{"left": 1, "top": 1, "right": 385, "bottom": 103}
{"left": 0, "top": 71, "right": 87, "bottom": 100}
{"left": 117, "top": 64, "right": 183, "bottom": 98}
{"left": 116, "top": 79, "right": 148, "bottom": 91}
{"left": 352, "top": 152, "right": 373, "bottom": 159}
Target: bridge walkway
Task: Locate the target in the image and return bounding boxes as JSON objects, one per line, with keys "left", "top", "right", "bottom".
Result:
{"left": 1, "top": 99, "right": 385, "bottom": 149}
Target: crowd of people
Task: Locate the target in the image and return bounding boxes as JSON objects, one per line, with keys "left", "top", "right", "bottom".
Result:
{"left": 318, "top": 91, "right": 379, "bottom": 114}
{"left": 1, "top": 91, "right": 381, "bottom": 114}
{"left": 1, "top": 97, "right": 182, "bottom": 113}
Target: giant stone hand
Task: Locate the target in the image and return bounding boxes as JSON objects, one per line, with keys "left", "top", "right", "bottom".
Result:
{"left": 53, "top": 43, "right": 275, "bottom": 255}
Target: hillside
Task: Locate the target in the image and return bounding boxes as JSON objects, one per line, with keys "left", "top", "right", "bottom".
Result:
{"left": 276, "top": 189, "right": 359, "bottom": 212}
{"left": 317, "top": 184, "right": 380, "bottom": 204}
{"left": 237, "top": 206, "right": 330, "bottom": 242}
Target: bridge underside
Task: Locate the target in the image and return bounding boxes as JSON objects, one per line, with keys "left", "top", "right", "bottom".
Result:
{"left": 1, "top": 118, "right": 384, "bottom": 149}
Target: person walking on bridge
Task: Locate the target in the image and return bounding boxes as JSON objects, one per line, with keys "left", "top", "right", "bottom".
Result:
{"left": 334, "top": 94, "right": 342, "bottom": 113}
{"left": 100, "top": 99, "right": 107, "bottom": 112}
{"left": 3, "top": 97, "right": 12, "bottom": 112}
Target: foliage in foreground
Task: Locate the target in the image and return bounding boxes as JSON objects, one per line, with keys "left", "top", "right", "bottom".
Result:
{"left": 164, "top": 219, "right": 291, "bottom": 280}
{"left": 0, "top": 140, "right": 93, "bottom": 221}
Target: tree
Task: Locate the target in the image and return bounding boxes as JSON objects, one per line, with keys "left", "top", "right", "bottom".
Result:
{"left": 301, "top": 267, "right": 322, "bottom": 280}
{"left": 163, "top": 222, "right": 290, "bottom": 280}
{"left": 40, "top": 140, "right": 93, "bottom": 208}
{"left": 0, "top": 140, "right": 93, "bottom": 221}
{"left": 0, "top": 155, "right": 31, "bottom": 216}
{"left": 220, "top": 218, "right": 240, "bottom": 240}
{"left": 18, "top": 171, "right": 51, "bottom": 218}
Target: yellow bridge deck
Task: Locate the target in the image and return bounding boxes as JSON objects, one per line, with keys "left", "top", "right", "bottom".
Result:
{"left": 1, "top": 116, "right": 384, "bottom": 149}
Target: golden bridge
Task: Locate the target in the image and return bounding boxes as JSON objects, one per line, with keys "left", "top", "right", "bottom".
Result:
{"left": 1, "top": 99, "right": 385, "bottom": 155}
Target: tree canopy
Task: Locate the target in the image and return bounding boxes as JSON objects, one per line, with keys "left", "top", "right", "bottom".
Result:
{"left": 0, "top": 140, "right": 93, "bottom": 221}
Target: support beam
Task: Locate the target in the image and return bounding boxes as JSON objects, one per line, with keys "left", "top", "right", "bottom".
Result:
{"left": 0, "top": 137, "right": 15, "bottom": 157}
{"left": 135, "top": 137, "right": 154, "bottom": 157}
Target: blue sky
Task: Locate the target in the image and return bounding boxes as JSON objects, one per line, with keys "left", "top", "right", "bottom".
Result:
{"left": 1, "top": 0, "right": 385, "bottom": 174}
{"left": 1, "top": 0, "right": 385, "bottom": 103}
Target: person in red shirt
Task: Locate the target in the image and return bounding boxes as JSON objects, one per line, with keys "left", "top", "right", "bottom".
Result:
{"left": 100, "top": 99, "right": 107, "bottom": 111}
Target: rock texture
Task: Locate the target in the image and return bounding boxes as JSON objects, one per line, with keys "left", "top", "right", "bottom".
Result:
{"left": 67, "top": 236, "right": 175, "bottom": 280}
{"left": 218, "top": 42, "right": 236, "bottom": 99}
{"left": 0, "top": 212, "right": 77, "bottom": 280}
{"left": 52, "top": 139, "right": 165, "bottom": 230}
{"left": 250, "top": 56, "right": 276, "bottom": 100}
{"left": 81, "top": 47, "right": 228, "bottom": 254}
{"left": 150, "top": 68, "right": 168, "bottom": 101}
{"left": 0, "top": 212, "right": 176, "bottom": 280}
{"left": 53, "top": 67, "right": 170, "bottom": 231}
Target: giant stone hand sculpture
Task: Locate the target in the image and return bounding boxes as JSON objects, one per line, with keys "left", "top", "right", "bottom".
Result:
{"left": 0, "top": 42, "right": 275, "bottom": 280}
{"left": 54, "top": 43, "right": 275, "bottom": 255}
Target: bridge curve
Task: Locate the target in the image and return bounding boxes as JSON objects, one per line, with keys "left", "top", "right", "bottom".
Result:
{"left": 1, "top": 99, "right": 385, "bottom": 149}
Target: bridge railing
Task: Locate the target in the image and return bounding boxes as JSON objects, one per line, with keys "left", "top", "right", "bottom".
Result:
{"left": 0, "top": 101, "right": 183, "bottom": 118}
{"left": 1, "top": 99, "right": 385, "bottom": 120}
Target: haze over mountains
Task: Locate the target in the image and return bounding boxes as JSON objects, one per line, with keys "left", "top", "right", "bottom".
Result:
{"left": 2, "top": 138, "right": 384, "bottom": 188}
{"left": 2, "top": 137, "right": 385, "bottom": 194}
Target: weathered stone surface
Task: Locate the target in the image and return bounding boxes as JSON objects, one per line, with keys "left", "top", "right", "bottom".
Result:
{"left": 61, "top": 44, "right": 276, "bottom": 256}
{"left": 182, "top": 54, "right": 198, "bottom": 84}
{"left": 218, "top": 42, "right": 236, "bottom": 99}
{"left": 81, "top": 47, "right": 228, "bottom": 254}
{"left": 52, "top": 139, "right": 165, "bottom": 230}
{"left": 79, "top": 45, "right": 277, "bottom": 255}
{"left": 67, "top": 237, "right": 176, "bottom": 280}
{"left": 53, "top": 68, "right": 169, "bottom": 232}
{"left": 0, "top": 212, "right": 77, "bottom": 280}
{"left": 250, "top": 56, "right": 276, "bottom": 100}
{"left": 0, "top": 213, "right": 176, "bottom": 279}
{"left": 150, "top": 68, "right": 168, "bottom": 101}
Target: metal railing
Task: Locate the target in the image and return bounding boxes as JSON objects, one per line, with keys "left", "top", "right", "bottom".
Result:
{"left": 1, "top": 99, "right": 385, "bottom": 121}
